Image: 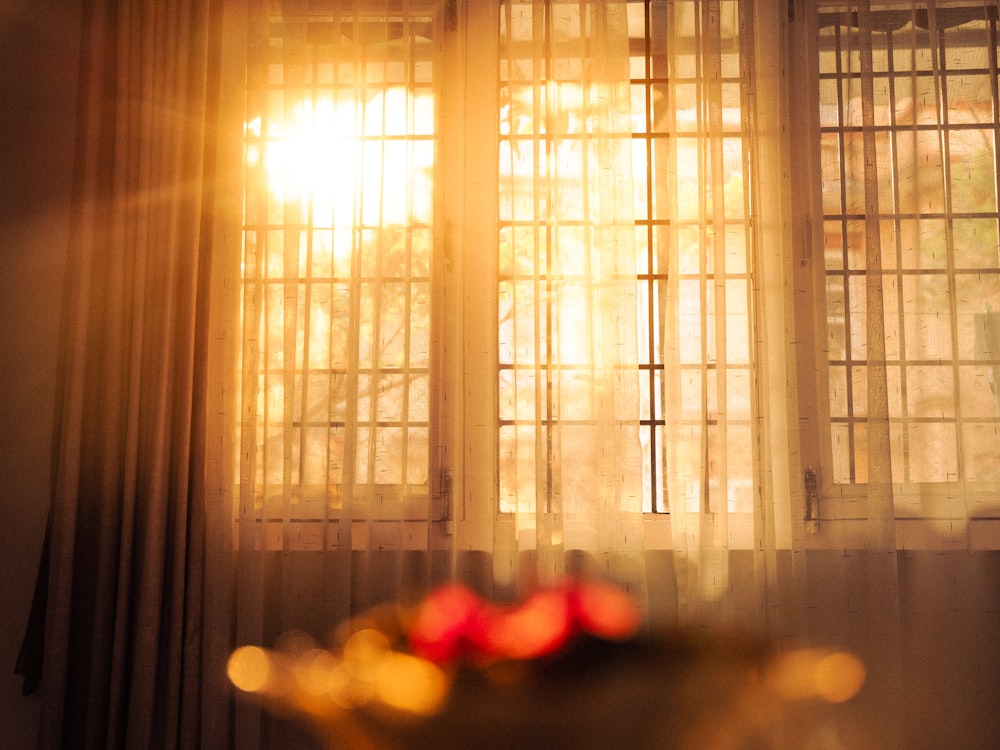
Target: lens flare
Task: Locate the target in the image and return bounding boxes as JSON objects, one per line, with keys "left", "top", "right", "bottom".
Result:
{"left": 767, "top": 648, "right": 866, "bottom": 704}
{"left": 374, "top": 652, "right": 449, "bottom": 716}
{"left": 813, "top": 652, "right": 867, "bottom": 703}
{"left": 227, "top": 646, "right": 272, "bottom": 694}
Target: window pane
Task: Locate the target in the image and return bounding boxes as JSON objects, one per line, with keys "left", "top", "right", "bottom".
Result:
{"left": 240, "top": 13, "right": 435, "bottom": 514}
{"left": 497, "top": 0, "right": 756, "bottom": 513}
{"left": 818, "top": 9, "right": 1000, "bottom": 484}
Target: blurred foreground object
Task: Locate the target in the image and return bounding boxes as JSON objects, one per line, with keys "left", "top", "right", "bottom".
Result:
{"left": 228, "top": 579, "right": 864, "bottom": 749}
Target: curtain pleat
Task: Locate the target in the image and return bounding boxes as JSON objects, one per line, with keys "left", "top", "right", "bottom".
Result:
{"left": 24, "top": 0, "right": 225, "bottom": 748}
{"left": 798, "top": 2, "right": 999, "bottom": 743}
{"left": 231, "top": 4, "right": 445, "bottom": 745}
{"left": 225, "top": 0, "right": 816, "bottom": 670}
{"left": 495, "top": 0, "right": 645, "bottom": 597}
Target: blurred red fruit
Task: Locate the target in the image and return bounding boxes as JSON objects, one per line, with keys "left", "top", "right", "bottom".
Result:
{"left": 571, "top": 580, "right": 641, "bottom": 641}
{"left": 486, "top": 588, "right": 574, "bottom": 660}
{"left": 408, "top": 584, "right": 484, "bottom": 662}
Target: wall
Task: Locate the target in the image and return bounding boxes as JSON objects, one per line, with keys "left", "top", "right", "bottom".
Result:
{"left": 0, "top": 0, "right": 79, "bottom": 746}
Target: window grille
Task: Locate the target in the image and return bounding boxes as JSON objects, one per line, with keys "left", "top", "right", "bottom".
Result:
{"left": 818, "top": 6, "right": 1000, "bottom": 484}
{"left": 496, "top": 1, "right": 755, "bottom": 515}
{"left": 240, "top": 8, "right": 437, "bottom": 535}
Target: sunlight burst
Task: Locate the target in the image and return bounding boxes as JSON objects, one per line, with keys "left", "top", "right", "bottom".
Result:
{"left": 247, "top": 89, "right": 434, "bottom": 234}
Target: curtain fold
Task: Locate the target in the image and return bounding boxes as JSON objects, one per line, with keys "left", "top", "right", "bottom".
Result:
{"left": 640, "top": 0, "right": 808, "bottom": 633}
{"left": 223, "top": 0, "right": 821, "bottom": 683}
{"left": 793, "top": 1, "right": 1000, "bottom": 744}
{"left": 21, "top": 0, "right": 225, "bottom": 748}
{"left": 494, "top": 0, "right": 646, "bottom": 596}
{"left": 229, "top": 0, "right": 649, "bottom": 671}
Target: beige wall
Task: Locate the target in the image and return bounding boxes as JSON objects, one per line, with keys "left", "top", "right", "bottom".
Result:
{"left": 0, "top": 1, "right": 78, "bottom": 746}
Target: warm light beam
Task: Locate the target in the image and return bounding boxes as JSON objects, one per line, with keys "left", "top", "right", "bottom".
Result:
{"left": 246, "top": 89, "right": 434, "bottom": 234}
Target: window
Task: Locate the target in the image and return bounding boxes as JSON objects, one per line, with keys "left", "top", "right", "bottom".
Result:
{"left": 496, "top": 0, "right": 757, "bottom": 517}
{"left": 239, "top": 7, "right": 439, "bottom": 538}
{"left": 496, "top": 3, "right": 644, "bottom": 517}
{"left": 625, "top": 0, "right": 754, "bottom": 515}
{"left": 237, "top": 0, "right": 765, "bottom": 542}
{"left": 810, "top": 5, "right": 1000, "bottom": 497}
{"left": 235, "top": 1, "right": 1000, "bottom": 550}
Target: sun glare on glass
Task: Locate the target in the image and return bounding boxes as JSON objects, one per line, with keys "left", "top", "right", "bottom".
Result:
{"left": 245, "top": 89, "right": 434, "bottom": 231}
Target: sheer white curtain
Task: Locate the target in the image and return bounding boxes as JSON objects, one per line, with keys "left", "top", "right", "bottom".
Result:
{"left": 211, "top": 0, "right": 1000, "bottom": 746}
{"left": 619, "top": 0, "right": 809, "bottom": 635}
{"left": 19, "top": 0, "right": 228, "bottom": 748}
{"left": 809, "top": 0, "right": 1000, "bottom": 541}
{"left": 647, "top": 0, "right": 790, "bottom": 627}
{"left": 215, "top": 3, "right": 446, "bottom": 746}
{"left": 224, "top": 0, "right": 440, "bottom": 651}
{"left": 489, "top": 0, "right": 645, "bottom": 594}
{"left": 221, "top": 0, "right": 647, "bottom": 631}
{"left": 785, "top": 1, "right": 1000, "bottom": 745}
{"left": 215, "top": 0, "right": 806, "bottom": 646}
{"left": 213, "top": 2, "right": 647, "bottom": 744}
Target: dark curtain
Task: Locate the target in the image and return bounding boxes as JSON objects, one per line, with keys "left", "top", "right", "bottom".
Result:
{"left": 16, "top": 0, "right": 229, "bottom": 748}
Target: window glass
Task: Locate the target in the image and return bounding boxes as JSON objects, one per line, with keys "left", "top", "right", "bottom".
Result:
{"left": 818, "top": 8, "right": 1000, "bottom": 484}
{"left": 497, "top": 0, "right": 756, "bottom": 514}
{"left": 241, "top": 12, "right": 436, "bottom": 516}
